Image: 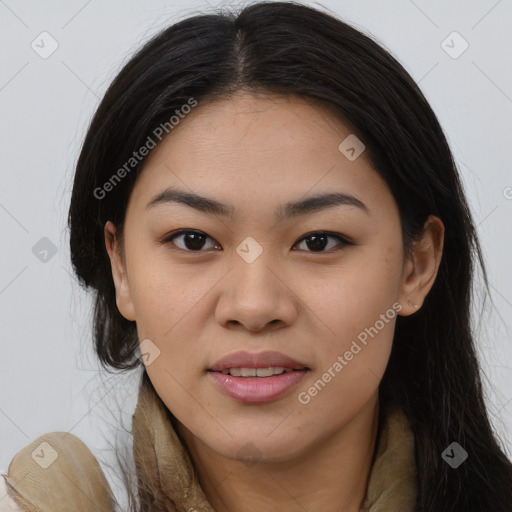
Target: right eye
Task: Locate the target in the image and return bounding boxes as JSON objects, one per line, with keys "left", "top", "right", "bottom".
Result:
{"left": 161, "top": 229, "right": 222, "bottom": 252}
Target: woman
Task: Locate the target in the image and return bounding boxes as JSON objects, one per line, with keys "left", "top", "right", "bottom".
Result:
{"left": 3, "top": 1, "right": 512, "bottom": 511}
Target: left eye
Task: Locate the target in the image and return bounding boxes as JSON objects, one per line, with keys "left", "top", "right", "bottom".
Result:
{"left": 161, "top": 230, "right": 351, "bottom": 253}
{"left": 293, "top": 231, "right": 351, "bottom": 252}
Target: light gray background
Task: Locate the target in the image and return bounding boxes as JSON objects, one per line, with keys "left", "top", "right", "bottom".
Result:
{"left": 1, "top": 0, "right": 511, "bottom": 508}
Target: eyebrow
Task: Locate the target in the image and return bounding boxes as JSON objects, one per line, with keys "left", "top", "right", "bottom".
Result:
{"left": 145, "top": 187, "right": 369, "bottom": 220}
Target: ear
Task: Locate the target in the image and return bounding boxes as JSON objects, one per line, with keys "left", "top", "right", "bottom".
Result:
{"left": 398, "top": 215, "right": 444, "bottom": 316}
{"left": 104, "top": 221, "right": 136, "bottom": 321}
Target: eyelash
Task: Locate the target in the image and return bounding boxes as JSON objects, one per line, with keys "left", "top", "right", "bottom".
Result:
{"left": 160, "top": 229, "right": 354, "bottom": 253}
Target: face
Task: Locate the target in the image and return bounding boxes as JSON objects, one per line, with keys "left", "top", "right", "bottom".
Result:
{"left": 105, "top": 91, "right": 443, "bottom": 463}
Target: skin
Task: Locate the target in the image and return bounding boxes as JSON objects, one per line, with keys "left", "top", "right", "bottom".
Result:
{"left": 105, "top": 91, "right": 444, "bottom": 511}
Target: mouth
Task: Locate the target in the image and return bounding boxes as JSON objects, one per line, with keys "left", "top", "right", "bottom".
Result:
{"left": 208, "top": 351, "right": 310, "bottom": 403}
{"left": 217, "top": 367, "right": 300, "bottom": 377}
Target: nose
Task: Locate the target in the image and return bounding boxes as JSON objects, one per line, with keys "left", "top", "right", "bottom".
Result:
{"left": 214, "top": 254, "right": 299, "bottom": 333}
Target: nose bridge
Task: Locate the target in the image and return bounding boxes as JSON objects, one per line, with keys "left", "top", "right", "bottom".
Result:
{"left": 215, "top": 235, "right": 298, "bottom": 331}
{"left": 232, "top": 235, "right": 281, "bottom": 301}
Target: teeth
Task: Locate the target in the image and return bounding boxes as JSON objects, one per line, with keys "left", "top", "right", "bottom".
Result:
{"left": 221, "top": 367, "right": 295, "bottom": 377}
{"left": 256, "top": 367, "right": 276, "bottom": 377}
{"left": 241, "top": 367, "right": 256, "bottom": 377}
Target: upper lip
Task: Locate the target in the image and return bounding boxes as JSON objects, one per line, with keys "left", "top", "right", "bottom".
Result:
{"left": 209, "top": 350, "right": 308, "bottom": 371}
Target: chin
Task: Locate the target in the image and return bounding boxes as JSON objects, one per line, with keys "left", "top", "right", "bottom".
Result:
{"left": 204, "top": 427, "right": 312, "bottom": 465}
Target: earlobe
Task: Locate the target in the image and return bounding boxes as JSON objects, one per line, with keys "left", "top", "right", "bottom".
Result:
{"left": 398, "top": 215, "right": 445, "bottom": 316}
{"left": 104, "top": 221, "right": 136, "bottom": 321}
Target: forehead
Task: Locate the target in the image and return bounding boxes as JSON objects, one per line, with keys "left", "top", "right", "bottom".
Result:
{"left": 128, "top": 91, "right": 396, "bottom": 221}
{"left": 155, "top": 91, "right": 356, "bottom": 155}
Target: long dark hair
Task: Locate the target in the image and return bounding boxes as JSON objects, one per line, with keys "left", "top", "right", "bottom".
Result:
{"left": 68, "top": 1, "right": 512, "bottom": 510}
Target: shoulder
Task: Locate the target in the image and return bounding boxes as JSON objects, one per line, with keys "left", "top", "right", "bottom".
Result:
{"left": 2, "top": 431, "right": 115, "bottom": 512}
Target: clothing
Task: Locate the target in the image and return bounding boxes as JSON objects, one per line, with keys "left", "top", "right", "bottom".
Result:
{"left": 2, "top": 374, "right": 417, "bottom": 511}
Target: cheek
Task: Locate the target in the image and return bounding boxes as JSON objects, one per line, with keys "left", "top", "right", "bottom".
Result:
{"left": 302, "top": 247, "right": 402, "bottom": 349}
{"left": 125, "top": 251, "right": 218, "bottom": 399}
{"left": 295, "top": 246, "right": 401, "bottom": 403}
{"left": 127, "top": 252, "right": 208, "bottom": 338}
{"left": 126, "top": 264, "right": 204, "bottom": 397}
{"left": 294, "top": 309, "right": 396, "bottom": 438}
{"left": 303, "top": 309, "right": 395, "bottom": 405}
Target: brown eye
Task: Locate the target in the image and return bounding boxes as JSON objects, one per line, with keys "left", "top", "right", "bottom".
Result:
{"left": 293, "top": 231, "right": 352, "bottom": 253}
{"left": 162, "top": 230, "right": 220, "bottom": 252}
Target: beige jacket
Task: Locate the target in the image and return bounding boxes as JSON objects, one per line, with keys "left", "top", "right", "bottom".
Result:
{"left": 2, "top": 376, "right": 417, "bottom": 511}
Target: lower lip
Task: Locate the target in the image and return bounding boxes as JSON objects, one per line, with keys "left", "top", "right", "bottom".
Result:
{"left": 208, "top": 370, "right": 308, "bottom": 403}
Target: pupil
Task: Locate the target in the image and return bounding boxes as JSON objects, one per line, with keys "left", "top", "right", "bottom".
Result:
{"left": 307, "top": 233, "right": 327, "bottom": 252}
{"left": 185, "top": 232, "right": 205, "bottom": 251}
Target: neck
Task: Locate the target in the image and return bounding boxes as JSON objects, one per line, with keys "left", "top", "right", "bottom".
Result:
{"left": 176, "top": 394, "right": 380, "bottom": 512}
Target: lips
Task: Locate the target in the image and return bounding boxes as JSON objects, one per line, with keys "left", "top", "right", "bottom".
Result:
{"left": 208, "top": 350, "right": 310, "bottom": 403}
{"left": 209, "top": 350, "right": 308, "bottom": 372}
